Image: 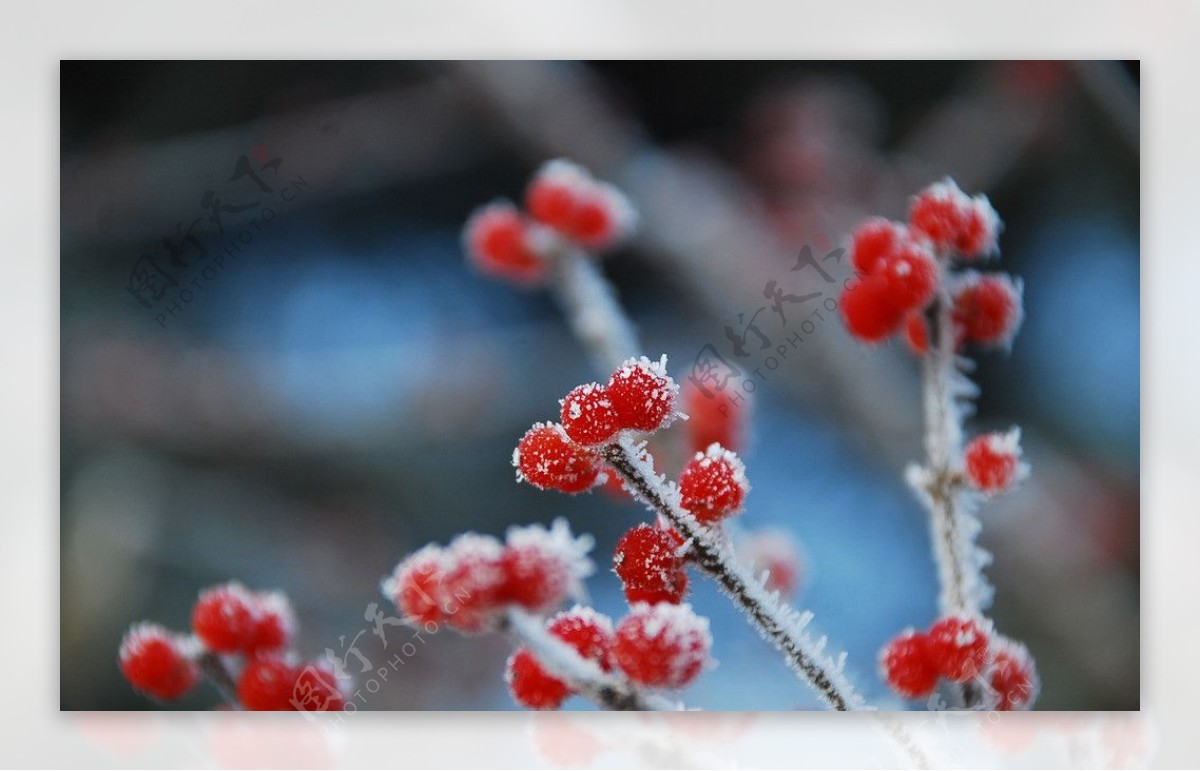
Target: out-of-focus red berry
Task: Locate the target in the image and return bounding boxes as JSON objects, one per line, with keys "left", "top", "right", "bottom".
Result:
{"left": 851, "top": 217, "right": 906, "bottom": 274}
{"left": 506, "top": 648, "right": 571, "bottom": 710}
{"left": 463, "top": 202, "right": 545, "bottom": 284}
{"left": 874, "top": 242, "right": 939, "bottom": 312}
{"left": 191, "top": 583, "right": 256, "bottom": 653}
{"left": 953, "top": 274, "right": 1023, "bottom": 347}
{"left": 118, "top": 623, "right": 200, "bottom": 700}
{"left": 612, "top": 603, "right": 711, "bottom": 689}
{"left": 964, "top": 430, "right": 1023, "bottom": 493}
{"left": 989, "top": 638, "right": 1039, "bottom": 711}
{"left": 389, "top": 545, "right": 448, "bottom": 625}
{"left": 927, "top": 616, "right": 990, "bottom": 683}
{"left": 547, "top": 607, "right": 615, "bottom": 672}
{"left": 682, "top": 378, "right": 746, "bottom": 454}
{"left": 880, "top": 629, "right": 939, "bottom": 699}
{"left": 236, "top": 655, "right": 297, "bottom": 711}
{"left": 841, "top": 276, "right": 906, "bottom": 342}
{"left": 904, "top": 312, "right": 929, "bottom": 354}
{"left": 441, "top": 534, "right": 508, "bottom": 633}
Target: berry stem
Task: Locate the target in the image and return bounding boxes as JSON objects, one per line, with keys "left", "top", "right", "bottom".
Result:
{"left": 600, "top": 437, "right": 866, "bottom": 711}
{"left": 196, "top": 651, "right": 241, "bottom": 707}
{"left": 548, "top": 246, "right": 641, "bottom": 374}
{"left": 501, "top": 608, "right": 679, "bottom": 711}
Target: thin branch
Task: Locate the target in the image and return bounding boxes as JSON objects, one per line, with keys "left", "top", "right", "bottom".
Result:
{"left": 547, "top": 247, "right": 641, "bottom": 373}
{"left": 502, "top": 608, "right": 680, "bottom": 712}
{"left": 600, "top": 437, "right": 866, "bottom": 711}
{"left": 197, "top": 651, "right": 241, "bottom": 707}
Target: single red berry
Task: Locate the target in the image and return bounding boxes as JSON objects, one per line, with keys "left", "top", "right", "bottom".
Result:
{"left": 612, "top": 603, "right": 711, "bottom": 689}
{"left": 874, "top": 241, "right": 939, "bottom": 312}
{"left": 953, "top": 274, "right": 1022, "bottom": 346}
{"left": 679, "top": 444, "right": 749, "bottom": 524}
{"left": 840, "top": 275, "right": 905, "bottom": 342}
{"left": 500, "top": 520, "right": 591, "bottom": 613}
{"left": 192, "top": 583, "right": 256, "bottom": 653}
{"left": 526, "top": 165, "right": 582, "bottom": 232}
{"left": 547, "top": 606, "right": 615, "bottom": 671}
{"left": 614, "top": 524, "right": 689, "bottom": 606}
{"left": 291, "top": 662, "right": 346, "bottom": 712}
{"left": 989, "top": 638, "right": 1039, "bottom": 711}
{"left": 388, "top": 545, "right": 448, "bottom": 625}
{"left": 955, "top": 197, "right": 1001, "bottom": 258}
{"left": 567, "top": 184, "right": 634, "bottom": 251}
{"left": 927, "top": 616, "right": 990, "bottom": 683}
{"left": 682, "top": 377, "right": 746, "bottom": 454}
{"left": 850, "top": 217, "right": 906, "bottom": 274}
{"left": 607, "top": 356, "right": 679, "bottom": 433}
{"left": 909, "top": 179, "right": 972, "bottom": 255}
{"left": 560, "top": 382, "right": 621, "bottom": 446}
{"left": 740, "top": 528, "right": 803, "bottom": 598}
{"left": 237, "top": 654, "right": 297, "bottom": 711}
{"left": 442, "top": 534, "right": 508, "bottom": 633}
{"left": 506, "top": 648, "right": 571, "bottom": 710}
{"left": 463, "top": 201, "right": 544, "bottom": 284}
{"left": 880, "top": 629, "right": 939, "bottom": 699}
{"left": 904, "top": 312, "right": 929, "bottom": 354}
{"left": 245, "top": 591, "right": 295, "bottom": 654}
{"left": 514, "top": 422, "right": 602, "bottom": 494}
{"left": 964, "top": 430, "right": 1023, "bottom": 493}
{"left": 119, "top": 623, "right": 200, "bottom": 700}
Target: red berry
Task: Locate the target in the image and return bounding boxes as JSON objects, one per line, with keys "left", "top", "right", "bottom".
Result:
{"left": 463, "top": 201, "right": 545, "bottom": 284}
{"left": 560, "top": 382, "right": 621, "bottom": 446}
{"left": 192, "top": 583, "right": 256, "bottom": 653}
{"left": 118, "top": 623, "right": 200, "bottom": 700}
{"left": 909, "top": 179, "right": 972, "bottom": 254}
{"left": 388, "top": 545, "right": 448, "bottom": 626}
{"left": 740, "top": 528, "right": 803, "bottom": 597}
{"left": 880, "top": 629, "right": 939, "bottom": 699}
{"left": 874, "top": 241, "right": 939, "bottom": 312}
{"left": 501, "top": 520, "right": 592, "bottom": 613}
{"left": 442, "top": 534, "right": 508, "bottom": 633}
{"left": 612, "top": 603, "right": 711, "bottom": 689}
{"left": 682, "top": 377, "right": 746, "bottom": 453}
{"left": 955, "top": 197, "right": 1001, "bottom": 258}
{"left": 989, "top": 638, "right": 1039, "bottom": 711}
{"left": 904, "top": 312, "right": 929, "bottom": 354}
{"left": 953, "top": 273, "right": 1022, "bottom": 346}
{"left": 927, "top": 616, "right": 990, "bottom": 683}
{"left": 679, "top": 444, "right": 749, "bottom": 524}
{"left": 547, "top": 606, "right": 615, "bottom": 671}
{"left": 526, "top": 166, "right": 582, "bottom": 232}
{"left": 964, "top": 430, "right": 1023, "bottom": 493}
{"left": 614, "top": 524, "right": 689, "bottom": 606}
{"left": 514, "top": 422, "right": 602, "bottom": 494}
{"left": 506, "top": 648, "right": 571, "bottom": 710}
{"left": 850, "top": 217, "right": 906, "bottom": 274}
{"left": 526, "top": 161, "right": 634, "bottom": 251}
{"left": 291, "top": 662, "right": 346, "bottom": 712}
{"left": 607, "top": 356, "right": 678, "bottom": 433}
{"left": 236, "top": 655, "right": 295, "bottom": 710}
{"left": 840, "top": 275, "right": 905, "bottom": 342}
{"left": 245, "top": 591, "right": 295, "bottom": 654}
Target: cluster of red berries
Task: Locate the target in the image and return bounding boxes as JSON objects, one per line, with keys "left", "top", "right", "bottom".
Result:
{"left": 880, "top": 616, "right": 1037, "bottom": 710}
{"left": 119, "top": 582, "right": 345, "bottom": 711}
{"left": 514, "top": 356, "right": 679, "bottom": 493}
{"left": 841, "top": 179, "right": 1021, "bottom": 350}
{"left": 963, "top": 429, "right": 1025, "bottom": 494}
{"left": 387, "top": 519, "right": 593, "bottom": 633}
{"left": 463, "top": 160, "right": 635, "bottom": 284}
{"left": 506, "top": 603, "right": 712, "bottom": 709}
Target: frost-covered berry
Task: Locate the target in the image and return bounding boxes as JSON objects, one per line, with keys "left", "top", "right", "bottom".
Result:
{"left": 964, "top": 429, "right": 1024, "bottom": 493}
{"left": 236, "top": 655, "right": 297, "bottom": 711}
{"left": 909, "top": 179, "right": 1000, "bottom": 259}
{"left": 118, "top": 623, "right": 200, "bottom": 700}
{"left": 442, "top": 534, "right": 508, "bottom": 633}
{"left": 191, "top": 583, "right": 256, "bottom": 653}
{"left": 682, "top": 378, "right": 746, "bottom": 453}
{"left": 387, "top": 545, "right": 448, "bottom": 625}
{"left": 904, "top": 312, "right": 929, "bottom": 354}
{"left": 880, "top": 629, "right": 939, "bottom": 699}
{"left": 525, "top": 160, "right": 634, "bottom": 251}
{"left": 463, "top": 201, "right": 545, "bottom": 284}
{"left": 927, "top": 616, "right": 990, "bottom": 683}
{"left": 548, "top": 606, "right": 615, "bottom": 672}
{"left": 740, "top": 528, "right": 803, "bottom": 597}
{"left": 679, "top": 444, "right": 749, "bottom": 524}
{"left": 501, "top": 520, "right": 594, "bottom": 613}
{"left": 613, "top": 603, "right": 711, "bottom": 689}
{"left": 989, "top": 638, "right": 1039, "bottom": 711}
{"left": 514, "top": 422, "right": 602, "bottom": 494}
{"left": 850, "top": 217, "right": 907, "bottom": 274}
{"left": 560, "top": 382, "right": 621, "bottom": 446}
{"left": 874, "top": 241, "right": 939, "bottom": 312}
{"left": 506, "top": 648, "right": 570, "bottom": 710}
{"left": 246, "top": 591, "right": 295, "bottom": 654}
{"left": 614, "top": 524, "right": 689, "bottom": 605}
{"left": 840, "top": 275, "right": 905, "bottom": 342}
{"left": 607, "top": 356, "right": 679, "bottom": 433}
{"left": 953, "top": 273, "right": 1023, "bottom": 347}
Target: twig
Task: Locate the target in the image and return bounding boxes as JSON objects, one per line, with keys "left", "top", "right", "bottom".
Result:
{"left": 502, "top": 608, "right": 680, "bottom": 712}
{"left": 600, "top": 437, "right": 865, "bottom": 711}
{"left": 197, "top": 651, "right": 241, "bottom": 707}
{"left": 547, "top": 246, "right": 641, "bottom": 373}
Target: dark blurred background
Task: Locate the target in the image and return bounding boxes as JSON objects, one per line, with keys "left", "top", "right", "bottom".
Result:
{"left": 60, "top": 60, "right": 1138, "bottom": 710}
